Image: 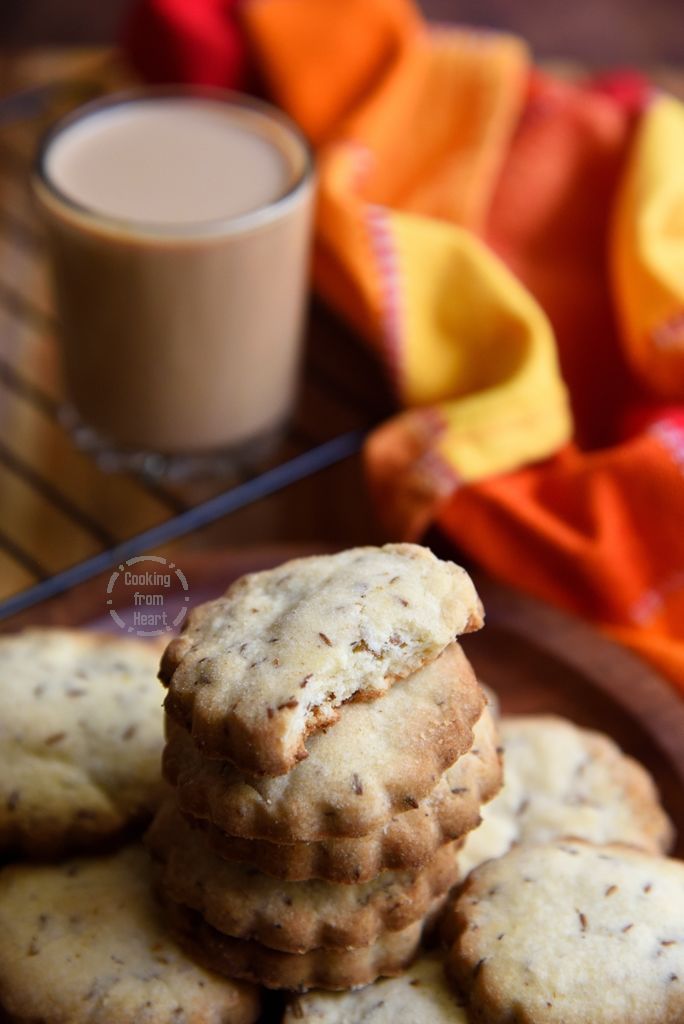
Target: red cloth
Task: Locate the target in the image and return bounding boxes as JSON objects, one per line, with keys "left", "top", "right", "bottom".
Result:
{"left": 484, "top": 71, "right": 641, "bottom": 451}
{"left": 122, "top": 0, "right": 249, "bottom": 89}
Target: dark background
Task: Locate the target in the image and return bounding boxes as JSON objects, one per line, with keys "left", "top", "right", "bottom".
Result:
{"left": 0, "top": 0, "right": 682, "bottom": 65}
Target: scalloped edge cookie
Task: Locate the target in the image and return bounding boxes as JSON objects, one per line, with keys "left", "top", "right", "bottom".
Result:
{"left": 161, "top": 545, "right": 483, "bottom": 775}
{"left": 0, "top": 846, "right": 259, "bottom": 1024}
{"left": 0, "top": 629, "right": 166, "bottom": 859}
{"left": 164, "top": 895, "right": 445, "bottom": 992}
{"left": 147, "top": 800, "right": 461, "bottom": 954}
{"left": 446, "top": 839, "right": 684, "bottom": 1024}
{"left": 283, "top": 952, "right": 468, "bottom": 1023}
{"left": 457, "top": 714, "right": 674, "bottom": 879}
{"left": 164, "top": 643, "right": 485, "bottom": 841}
{"left": 202, "top": 705, "right": 502, "bottom": 882}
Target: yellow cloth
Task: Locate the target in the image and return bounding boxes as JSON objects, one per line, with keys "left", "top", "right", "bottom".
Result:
{"left": 612, "top": 94, "right": 684, "bottom": 398}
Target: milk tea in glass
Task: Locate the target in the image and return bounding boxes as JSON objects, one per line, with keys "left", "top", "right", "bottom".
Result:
{"left": 32, "top": 89, "right": 315, "bottom": 475}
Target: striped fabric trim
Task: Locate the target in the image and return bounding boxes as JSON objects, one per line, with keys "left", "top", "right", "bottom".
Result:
{"left": 649, "top": 415, "right": 684, "bottom": 471}
{"left": 366, "top": 202, "right": 405, "bottom": 396}
{"left": 650, "top": 311, "right": 684, "bottom": 352}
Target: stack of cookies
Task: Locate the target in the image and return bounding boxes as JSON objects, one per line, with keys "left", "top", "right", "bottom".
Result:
{"left": 147, "top": 543, "right": 502, "bottom": 991}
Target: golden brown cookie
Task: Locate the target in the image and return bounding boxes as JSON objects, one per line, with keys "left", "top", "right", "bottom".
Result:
{"left": 164, "top": 896, "right": 443, "bottom": 992}
{"left": 202, "top": 706, "right": 501, "bottom": 882}
{"left": 283, "top": 952, "right": 468, "bottom": 1023}
{"left": 164, "top": 643, "right": 485, "bottom": 841}
{"left": 0, "top": 846, "right": 259, "bottom": 1024}
{"left": 161, "top": 544, "right": 483, "bottom": 775}
{"left": 457, "top": 714, "right": 674, "bottom": 878}
{"left": 446, "top": 839, "right": 684, "bottom": 1024}
{"left": 0, "top": 629, "right": 165, "bottom": 858}
{"left": 147, "top": 800, "right": 461, "bottom": 954}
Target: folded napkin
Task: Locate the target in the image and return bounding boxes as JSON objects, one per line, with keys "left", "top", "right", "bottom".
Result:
{"left": 124, "top": 0, "right": 684, "bottom": 692}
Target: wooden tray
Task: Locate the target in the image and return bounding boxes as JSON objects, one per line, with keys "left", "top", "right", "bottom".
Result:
{"left": 8, "top": 544, "right": 684, "bottom": 854}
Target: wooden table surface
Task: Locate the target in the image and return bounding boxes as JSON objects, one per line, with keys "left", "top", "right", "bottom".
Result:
{"left": 0, "top": 49, "right": 395, "bottom": 607}
{"left": 3, "top": 0, "right": 683, "bottom": 66}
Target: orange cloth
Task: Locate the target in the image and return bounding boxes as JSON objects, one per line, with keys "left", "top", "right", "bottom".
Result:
{"left": 245, "top": 0, "right": 572, "bottom": 498}
{"left": 439, "top": 420, "right": 684, "bottom": 686}
{"left": 243, "top": 0, "right": 684, "bottom": 693}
